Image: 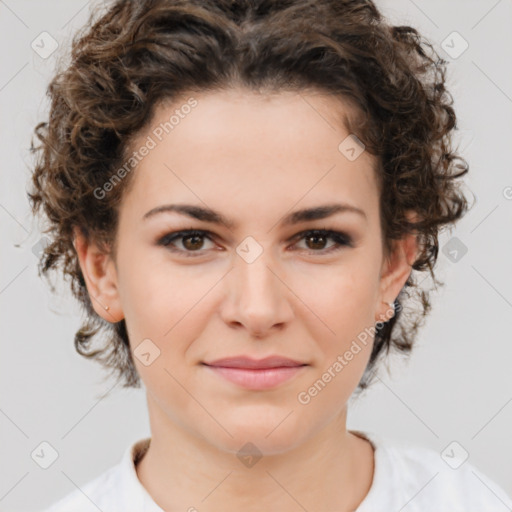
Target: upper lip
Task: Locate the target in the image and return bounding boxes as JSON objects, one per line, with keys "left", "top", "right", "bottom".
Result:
{"left": 203, "top": 356, "right": 307, "bottom": 369}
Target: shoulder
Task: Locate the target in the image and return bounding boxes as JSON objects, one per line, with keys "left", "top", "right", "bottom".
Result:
{"left": 41, "top": 438, "right": 153, "bottom": 512}
{"left": 354, "top": 430, "right": 512, "bottom": 511}
{"left": 41, "top": 464, "right": 120, "bottom": 512}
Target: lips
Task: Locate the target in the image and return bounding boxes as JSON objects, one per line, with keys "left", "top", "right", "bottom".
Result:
{"left": 202, "top": 355, "right": 308, "bottom": 390}
{"left": 203, "top": 355, "right": 307, "bottom": 369}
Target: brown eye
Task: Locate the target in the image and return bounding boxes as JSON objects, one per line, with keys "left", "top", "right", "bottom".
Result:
{"left": 158, "top": 230, "right": 215, "bottom": 256}
{"left": 304, "top": 232, "right": 329, "bottom": 250}
{"left": 293, "top": 229, "right": 352, "bottom": 254}
{"left": 158, "top": 228, "right": 352, "bottom": 258}
{"left": 181, "top": 233, "right": 206, "bottom": 251}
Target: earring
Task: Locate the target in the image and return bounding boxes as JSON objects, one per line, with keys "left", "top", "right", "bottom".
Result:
{"left": 104, "top": 305, "right": 110, "bottom": 311}
{"left": 383, "top": 300, "right": 395, "bottom": 319}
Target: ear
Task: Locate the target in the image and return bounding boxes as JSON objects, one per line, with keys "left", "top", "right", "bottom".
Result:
{"left": 72, "top": 226, "right": 124, "bottom": 323}
{"left": 375, "top": 211, "right": 420, "bottom": 323}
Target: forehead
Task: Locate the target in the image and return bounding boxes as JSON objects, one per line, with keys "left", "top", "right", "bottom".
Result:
{"left": 119, "top": 88, "right": 379, "bottom": 224}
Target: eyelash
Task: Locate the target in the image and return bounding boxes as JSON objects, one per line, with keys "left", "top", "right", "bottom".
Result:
{"left": 157, "top": 229, "right": 353, "bottom": 258}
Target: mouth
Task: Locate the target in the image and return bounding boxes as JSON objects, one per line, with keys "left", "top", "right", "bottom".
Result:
{"left": 203, "top": 355, "right": 307, "bottom": 369}
{"left": 201, "top": 355, "right": 308, "bottom": 390}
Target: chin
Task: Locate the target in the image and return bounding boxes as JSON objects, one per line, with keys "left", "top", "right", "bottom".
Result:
{"left": 204, "top": 415, "right": 309, "bottom": 457}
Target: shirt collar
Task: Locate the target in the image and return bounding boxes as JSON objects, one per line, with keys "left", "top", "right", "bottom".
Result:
{"left": 118, "top": 437, "right": 165, "bottom": 511}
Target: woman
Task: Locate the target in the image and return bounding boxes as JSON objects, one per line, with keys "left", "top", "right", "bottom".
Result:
{"left": 30, "top": 0, "right": 512, "bottom": 510}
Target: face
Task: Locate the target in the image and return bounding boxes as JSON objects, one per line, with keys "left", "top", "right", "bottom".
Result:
{"left": 75, "top": 88, "right": 416, "bottom": 455}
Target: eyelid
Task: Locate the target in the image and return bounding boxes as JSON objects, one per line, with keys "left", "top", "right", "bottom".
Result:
{"left": 289, "top": 229, "right": 354, "bottom": 251}
{"left": 289, "top": 228, "right": 352, "bottom": 243}
{"left": 157, "top": 228, "right": 353, "bottom": 257}
{"left": 157, "top": 229, "right": 217, "bottom": 250}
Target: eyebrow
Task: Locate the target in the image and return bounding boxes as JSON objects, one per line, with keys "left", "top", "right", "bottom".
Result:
{"left": 142, "top": 202, "right": 367, "bottom": 228}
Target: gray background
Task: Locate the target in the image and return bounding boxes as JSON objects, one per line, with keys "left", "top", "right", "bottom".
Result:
{"left": 1, "top": 0, "right": 511, "bottom": 510}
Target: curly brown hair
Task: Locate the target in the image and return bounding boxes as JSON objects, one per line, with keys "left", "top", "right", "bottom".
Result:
{"left": 28, "top": 0, "right": 471, "bottom": 393}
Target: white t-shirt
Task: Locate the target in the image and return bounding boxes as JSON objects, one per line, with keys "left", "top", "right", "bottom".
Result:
{"left": 42, "top": 430, "right": 512, "bottom": 511}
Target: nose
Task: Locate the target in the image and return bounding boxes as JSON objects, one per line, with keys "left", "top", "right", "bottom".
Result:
{"left": 220, "top": 248, "right": 294, "bottom": 338}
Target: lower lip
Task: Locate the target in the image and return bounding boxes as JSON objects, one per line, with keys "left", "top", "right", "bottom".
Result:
{"left": 203, "top": 364, "right": 307, "bottom": 390}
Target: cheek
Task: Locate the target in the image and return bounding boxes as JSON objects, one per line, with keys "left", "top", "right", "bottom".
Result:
{"left": 300, "top": 259, "right": 378, "bottom": 340}
{"left": 121, "top": 259, "right": 207, "bottom": 405}
{"left": 294, "top": 270, "right": 377, "bottom": 412}
{"left": 117, "top": 245, "right": 203, "bottom": 327}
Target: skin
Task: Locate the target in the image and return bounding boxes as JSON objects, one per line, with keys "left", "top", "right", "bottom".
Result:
{"left": 74, "top": 88, "right": 418, "bottom": 511}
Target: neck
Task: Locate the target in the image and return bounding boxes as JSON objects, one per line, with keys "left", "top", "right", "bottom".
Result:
{"left": 136, "top": 393, "right": 375, "bottom": 512}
